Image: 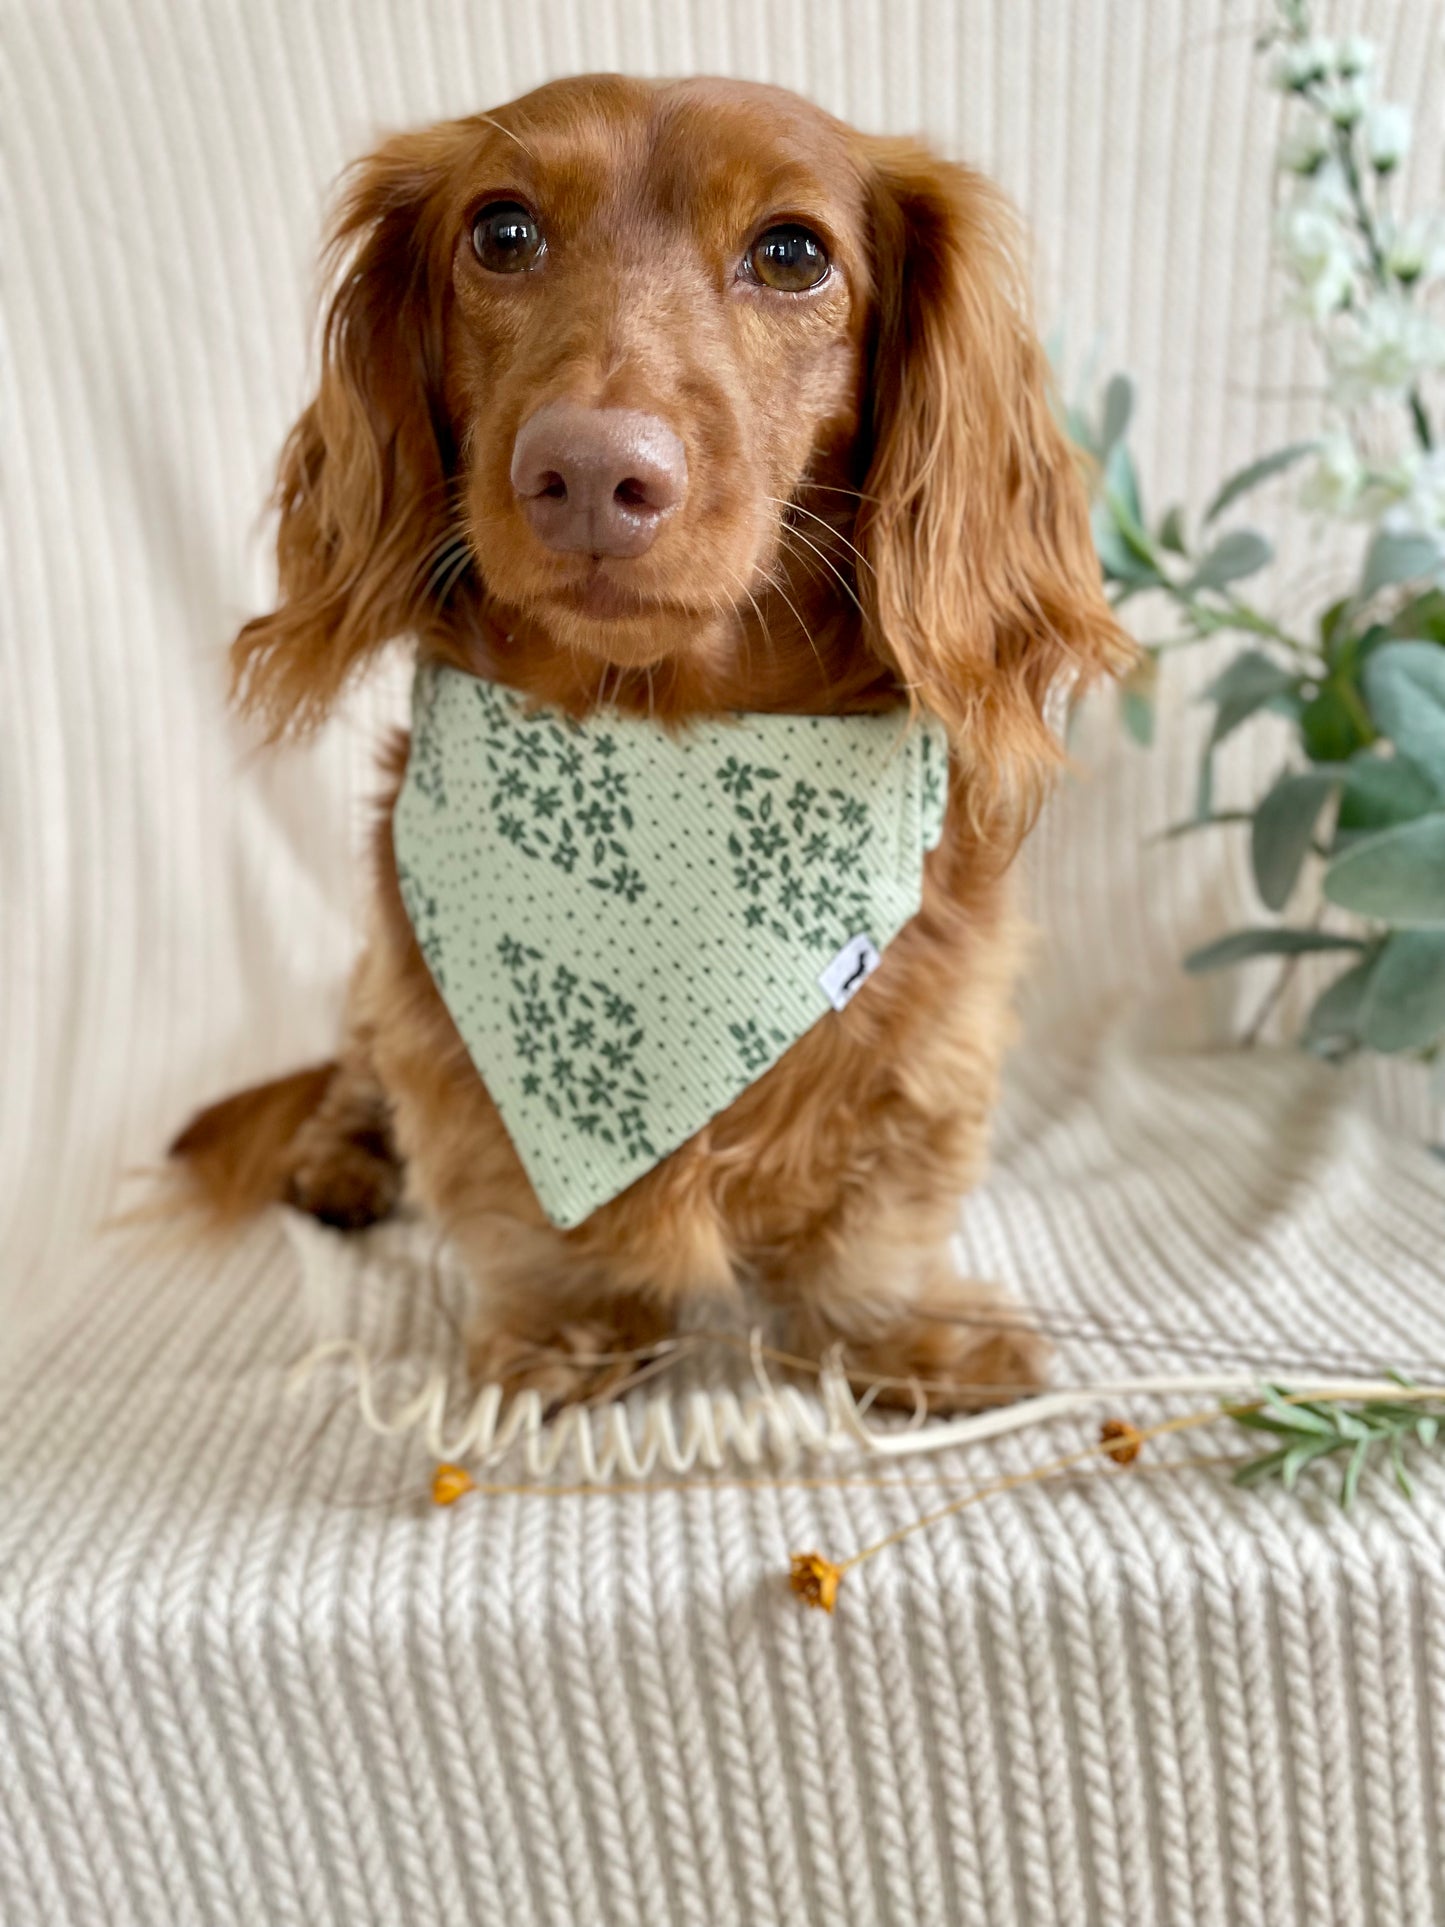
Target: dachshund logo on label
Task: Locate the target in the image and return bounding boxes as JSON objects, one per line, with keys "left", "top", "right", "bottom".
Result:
{"left": 818, "top": 933, "right": 881, "bottom": 1011}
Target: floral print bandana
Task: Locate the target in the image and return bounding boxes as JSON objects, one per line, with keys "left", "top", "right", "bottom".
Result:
{"left": 394, "top": 662, "right": 949, "bottom": 1227}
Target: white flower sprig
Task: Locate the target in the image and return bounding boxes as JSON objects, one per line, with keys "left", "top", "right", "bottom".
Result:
{"left": 1075, "top": 1, "right": 1445, "bottom": 1087}
{"left": 1269, "top": 10, "right": 1442, "bottom": 485}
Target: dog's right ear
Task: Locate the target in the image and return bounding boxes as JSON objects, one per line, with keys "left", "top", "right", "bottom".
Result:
{"left": 232, "top": 127, "right": 468, "bottom": 737}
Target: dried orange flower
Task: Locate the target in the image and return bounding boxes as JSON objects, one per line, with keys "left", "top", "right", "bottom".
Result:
{"left": 1100, "top": 1418, "right": 1144, "bottom": 1466}
{"left": 432, "top": 1463, "right": 476, "bottom": 1506}
{"left": 789, "top": 1551, "right": 842, "bottom": 1612}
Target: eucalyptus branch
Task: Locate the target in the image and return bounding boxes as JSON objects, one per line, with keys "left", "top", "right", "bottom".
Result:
{"left": 1239, "top": 906, "right": 1325, "bottom": 1048}
{"left": 1160, "top": 579, "right": 1316, "bottom": 662}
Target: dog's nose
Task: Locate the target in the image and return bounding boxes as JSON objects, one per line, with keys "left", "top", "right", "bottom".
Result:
{"left": 510, "top": 403, "right": 687, "bottom": 559}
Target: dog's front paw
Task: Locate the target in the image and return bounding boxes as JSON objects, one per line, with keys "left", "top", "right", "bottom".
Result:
{"left": 791, "top": 1275, "right": 1051, "bottom": 1415}
{"left": 466, "top": 1304, "right": 672, "bottom": 1410}
{"left": 287, "top": 1129, "right": 402, "bottom": 1231}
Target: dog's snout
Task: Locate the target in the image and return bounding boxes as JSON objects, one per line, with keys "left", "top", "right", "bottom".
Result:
{"left": 510, "top": 403, "right": 687, "bottom": 558}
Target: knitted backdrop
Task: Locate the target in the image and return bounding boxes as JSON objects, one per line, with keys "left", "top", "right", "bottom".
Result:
{"left": 2, "top": 4, "right": 1444, "bottom": 1924}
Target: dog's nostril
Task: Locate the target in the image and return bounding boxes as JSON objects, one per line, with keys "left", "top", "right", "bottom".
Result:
{"left": 510, "top": 403, "right": 688, "bottom": 558}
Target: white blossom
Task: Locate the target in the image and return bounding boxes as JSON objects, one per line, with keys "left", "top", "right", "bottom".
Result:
{"left": 1385, "top": 213, "right": 1445, "bottom": 284}
{"left": 1298, "top": 157, "right": 1354, "bottom": 220}
{"left": 1279, "top": 121, "right": 1330, "bottom": 175}
{"left": 1299, "top": 432, "right": 1365, "bottom": 514}
{"left": 1271, "top": 35, "right": 1335, "bottom": 90}
{"left": 1382, "top": 449, "right": 1445, "bottom": 539}
{"left": 1275, "top": 200, "right": 1356, "bottom": 318}
{"left": 1336, "top": 35, "right": 1376, "bottom": 79}
{"left": 1366, "top": 102, "right": 1411, "bottom": 172}
{"left": 1328, "top": 296, "right": 1445, "bottom": 400}
{"left": 1317, "top": 73, "right": 1371, "bottom": 127}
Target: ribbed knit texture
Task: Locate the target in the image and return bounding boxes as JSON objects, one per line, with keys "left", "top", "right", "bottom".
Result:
{"left": 3, "top": 4, "right": 1445, "bottom": 1922}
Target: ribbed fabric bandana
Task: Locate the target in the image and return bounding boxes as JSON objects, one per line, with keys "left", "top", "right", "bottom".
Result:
{"left": 394, "top": 662, "right": 949, "bottom": 1226}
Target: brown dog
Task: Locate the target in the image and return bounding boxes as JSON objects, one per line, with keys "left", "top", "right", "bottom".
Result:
{"left": 172, "top": 76, "right": 1130, "bottom": 1407}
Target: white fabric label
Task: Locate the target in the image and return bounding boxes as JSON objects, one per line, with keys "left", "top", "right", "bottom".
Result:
{"left": 818, "top": 933, "right": 880, "bottom": 1010}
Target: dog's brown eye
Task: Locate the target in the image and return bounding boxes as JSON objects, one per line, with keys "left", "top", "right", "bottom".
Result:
{"left": 748, "top": 223, "right": 829, "bottom": 292}
{"left": 472, "top": 201, "right": 544, "bottom": 273}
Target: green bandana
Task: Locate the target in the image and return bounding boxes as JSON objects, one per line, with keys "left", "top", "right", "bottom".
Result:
{"left": 394, "top": 663, "right": 948, "bottom": 1227}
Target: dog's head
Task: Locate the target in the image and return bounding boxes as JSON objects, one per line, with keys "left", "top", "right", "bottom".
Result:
{"left": 235, "top": 75, "right": 1128, "bottom": 830}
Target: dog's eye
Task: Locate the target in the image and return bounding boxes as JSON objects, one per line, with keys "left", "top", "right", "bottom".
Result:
{"left": 748, "top": 224, "right": 830, "bottom": 292}
{"left": 472, "top": 202, "right": 545, "bottom": 273}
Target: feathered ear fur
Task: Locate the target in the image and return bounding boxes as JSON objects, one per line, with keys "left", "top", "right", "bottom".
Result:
{"left": 232, "top": 127, "right": 469, "bottom": 737}
{"left": 857, "top": 142, "right": 1132, "bottom": 846}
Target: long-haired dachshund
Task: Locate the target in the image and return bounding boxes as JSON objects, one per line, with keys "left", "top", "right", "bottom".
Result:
{"left": 172, "top": 76, "right": 1130, "bottom": 1407}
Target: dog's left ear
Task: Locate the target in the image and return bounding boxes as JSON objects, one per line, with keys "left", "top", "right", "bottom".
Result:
{"left": 857, "top": 142, "right": 1132, "bottom": 840}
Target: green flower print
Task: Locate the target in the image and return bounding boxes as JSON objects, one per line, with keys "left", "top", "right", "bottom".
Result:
{"left": 407, "top": 678, "right": 449, "bottom": 809}
{"left": 499, "top": 937, "right": 657, "bottom": 1162}
{"left": 920, "top": 731, "right": 946, "bottom": 825}
{"left": 471, "top": 682, "right": 646, "bottom": 895}
{"left": 729, "top": 1016, "right": 788, "bottom": 1072}
{"left": 397, "top": 860, "right": 447, "bottom": 990}
{"left": 714, "top": 754, "right": 874, "bottom": 953}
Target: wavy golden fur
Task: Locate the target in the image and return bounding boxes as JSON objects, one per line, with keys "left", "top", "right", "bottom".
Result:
{"left": 178, "top": 76, "right": 1131, "bottom": 1406}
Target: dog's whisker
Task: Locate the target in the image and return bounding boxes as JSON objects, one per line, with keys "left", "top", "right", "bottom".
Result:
{"left": 777, "top": 526, "right": 869, "bottom": 627}
{"left": 709, "top": 559, "right": 768, "bottom": 685}
{"left": 796, "top": 479, "right": 882, "bottom": 507}
{"left": 757, "top": 554, "right": 833, "bottom": 682}
{"left": 424, "top": 537, "right": 477, "bottom": 608}
{"left": 768, "top": 495, "right": 877, "bottom": 579}
{"left": 474, "top": 112, "right": 538, "bottom": 161}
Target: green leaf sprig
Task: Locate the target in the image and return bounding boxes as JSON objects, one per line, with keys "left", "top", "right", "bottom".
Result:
{"left": 1229, "top": 1381, "right": 1445, "bottom": 1506}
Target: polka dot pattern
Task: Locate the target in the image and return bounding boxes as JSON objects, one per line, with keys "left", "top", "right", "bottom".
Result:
{"left": 394, "top": 664, "right": 949, "bottom": 1226}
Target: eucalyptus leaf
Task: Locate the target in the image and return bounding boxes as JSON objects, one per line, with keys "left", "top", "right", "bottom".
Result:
{"left": 1338, "top": 750, "right": 1441, "bottom": 836}
{"left": 1188, "top": 530, "right": 1274, "bottom": 592}
{"left": 1066, "top": 404, "right": 1098, "bottom": 459}
{"left": 1251, "top": 768, "right": 1340, "bottom": 911}
{"left": 1196, "top": 753, "right": 1214, "bottom": 824}
{"left": 1323, "top": 814, "right": 1445, "bottom": 926}
{"left": 1100, "top": 373, "right": 1134, "bottom": 452}
{"left": 1203, "top": 650, "right": 1300, "bottom": 750}
{"left": 1203, "top": 441, "right": 1316, "bottom": 526}
{"left": 1091, "top": 501, "right": 1158, "bottom": 585}
{"left": 1362, "top": 641, "right": 1445, "bottom": 795}
{"left": 1301, "top": 683, "right": 1372, "bottom": 762}
{"left": 1192, "top": 654, "right": 1299, "bottom": 824}
{"left": 1125, "top": 647, "right": 1163, "bottom": 743}
{"left": 1158, "top": 505, "right": 1188, "bottom": 555}
{"left": 1358, "top": 930, "right": 1445, "bottom": 1052}
{"left": 1103, "top": 445, "right": 1151, "bottom": 557}
{"left": 1319, "top": 597, "right": 1353, "bottom": 660}
{"left": 1121, "top": 689, "right": 1155, "bottom": 746}
{"left": 1302, "top": 954, "right": 1378, "bottom": 1052}
{"left": 1390, "top": 588, "right": 1445, "bottom": 645}
{"left": 1362, "top": 529, "right": 1445, "bottom": 600}
{"left": 1185, "top": 928, "right": 1366, "bottom": 974}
